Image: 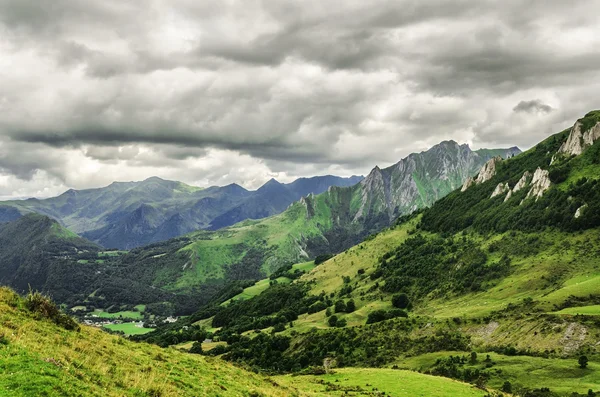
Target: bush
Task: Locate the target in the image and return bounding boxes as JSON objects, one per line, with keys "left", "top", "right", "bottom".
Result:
{"left": 579, "top": 355, "right": 589, "bottom": 369}
{"left": 189, "top": 341, "right": 203, "bottom": 354}
{"left": 25, "top": 290, "right": 79, "bottom": 331}
{"left": 334, "top": 300, "right": 347, "bottom": 313}
{"left": 346, "top": 299, "right": 356, "bottom": 313}
{"left": 335, "top": 318, "right": 347, "bottom": 328}
{"left": 392, "top": 293, "right": 410, "bottom": 309}
{"left": 328, "top": 315, "right": 338, "bottom": 327}
{"left": 366, "top": 310, "right": 387, "bottom": 324}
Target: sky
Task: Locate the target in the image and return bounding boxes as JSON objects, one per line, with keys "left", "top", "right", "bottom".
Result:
{"left": 1, "top": 0, "right": 599, "bottom": 199}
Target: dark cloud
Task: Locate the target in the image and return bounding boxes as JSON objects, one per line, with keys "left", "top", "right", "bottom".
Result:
{"left": 513, "top": 100, "right": 554, "bottom": 114}
{"left": 0, "top": 0, "right": 599, "bottom": 197}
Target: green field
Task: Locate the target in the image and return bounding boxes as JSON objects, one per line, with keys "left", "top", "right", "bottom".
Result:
{"left": 222, "top": 277, "right": 292, "bottom": 305}
{"left": 94, "top": 310, "right": 143, "bottom": 320}
{"left": 103, "top": 322, "right": 154, "bottom": 335}
{"left": 553, "top": 305, "right": 600, "bottom": 316}
{"left": 397, "top": 352, "right": 600, "bottom": 395}
{"left": 274, "top": 368, "right": 488, "bottom": 396}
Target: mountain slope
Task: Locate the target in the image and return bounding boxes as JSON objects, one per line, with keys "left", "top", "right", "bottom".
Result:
{"left": 143, "top": 111, "right": 600, "bottom": 396}
{"left": 113, "top": 141, "right": 519, "bottom": 296}
{"left": 0, "top": 287, "right": 294, "bottom": 397}
{"left": 0, "top": 214, "right": 100, "bottom": 298}
{"left": 0, "top": 175, "right": 362, "bottom": 249}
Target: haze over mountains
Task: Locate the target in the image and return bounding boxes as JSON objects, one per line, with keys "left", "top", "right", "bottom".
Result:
{"left": 0, "top": 174, "right": 362, "bottom": 249}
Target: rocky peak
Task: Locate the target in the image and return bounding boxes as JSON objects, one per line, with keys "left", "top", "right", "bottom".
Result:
{"left": 461, "top": 177, "right": 474, "bottom": 192}
{"left": 475, "top": 156, "right": 502, "bottom": 184}
{"left": 558, "top": 119, "right": 600, "bottom": 156}
{"left": 526, "top": 168, "right": 551, "bottom": 200}
{"left": 491, "top": 183, "right": 510, "bottom": 198}
{"left": 513, "top": 171, "right": 532, "bottom": 193}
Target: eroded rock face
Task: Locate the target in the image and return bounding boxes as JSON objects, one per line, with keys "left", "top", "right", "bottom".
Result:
{"left": 575, "top": 204, "right": 588, "bottom": 219}
{"left": 461, "top": 177, "right": 474, "bottom": 192}
{"left": 475, "top": 156, "right": 502, "bottom": 184}
{"left": 558, "top": 120, "right": 600, "bottom": 156}
{"left": 526, "top": 168, "right": 552, "bottom": 200}
{"left": 513, "top": 171, "right": 532, "bottom": 193}
{"left": 491, "top": 183, "right": 510, "bottom": 198}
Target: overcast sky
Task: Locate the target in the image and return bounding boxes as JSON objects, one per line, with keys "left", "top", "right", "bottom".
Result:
{"left": 1, "top": 0, "right": 599, "bottom": 199}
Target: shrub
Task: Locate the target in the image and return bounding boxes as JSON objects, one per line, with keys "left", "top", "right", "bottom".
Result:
{"left": 25, "top": 290, "right": 79, "bottom": 331}
{"left": 579, "top": 355, "right": 589, "bottom": 369}
{"left": 328, "top": 315, "right": 338, "bottom": 327}
{"left": 334, "top": 300, "right": 347, "bottom": 313}
{"left": 501, "top": 381, "right": 512, "bottom": 393}
{"left": 366, "top": 310, "right": 387, "bottom": 324}
{"left": 335, "top": 318, "right": 347, "bottom": 328}
{"left": 346, "top": 299, "right": 356, "bottom": 313}
{"left": 189, "top": 341, "right": 203, "bottom": 354}
{"left": 392, "top": 293, "right": 410, "bottom": 309}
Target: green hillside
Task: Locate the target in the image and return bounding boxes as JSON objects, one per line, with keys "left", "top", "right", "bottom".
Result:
{"left": 139, "top": 111, "right": 600, "bottom": 396}
{"left": 0, "top": 287, "right": 490, "bottom": 397}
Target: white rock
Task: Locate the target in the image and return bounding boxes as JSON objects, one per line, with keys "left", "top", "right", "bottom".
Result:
{"left": 575, "top": 204, "right": 588, "bottom": 219}
{"left": 491, "top": 183, "right": 509, "bottom": 198}
{"left": 558, "top": 120, "right": 600, "bottom": 156}
{"left": 513, "top": 171, "right": 532, "bottom": 193}
{"left": 526, "top": 168, "right": 552, "bottom": 200}
{"left": 475, "top": 156, "right": 502, "bottom": 184}
{"left": 461, "top": 176, "right": 474, "bottom": 192}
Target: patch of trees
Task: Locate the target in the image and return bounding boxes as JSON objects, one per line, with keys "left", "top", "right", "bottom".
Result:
{"left": 373, "top": 235, "right": 511, "bottom": 299}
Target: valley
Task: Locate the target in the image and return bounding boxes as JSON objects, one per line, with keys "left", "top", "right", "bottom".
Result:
{"left": 1, "top": 111, "right": 599, "bottom": 396}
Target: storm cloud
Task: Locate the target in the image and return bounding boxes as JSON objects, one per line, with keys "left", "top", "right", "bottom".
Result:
{"left": 0, "top": 0, "right": 599, "bottom": 198}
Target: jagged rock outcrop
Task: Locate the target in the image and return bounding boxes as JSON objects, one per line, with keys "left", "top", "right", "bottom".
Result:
{"left": 526, "top": 168, "right": 552, "bottom": 200}
{"left": 491, "top": 183, "right": 510, "bottom": 198}
{"left": 475, "top": 156, "right": 502, "bottom": 184}
{"left": 513, "top": 171, "right": 532, "bottom": 193}
{"left": 558, "top": 120, "right": 600, "bottom": 156}
{"left": 575, "top": 204, "right": 588, "bottom": 219}
{"left": 503, "top": 171, "right": 532, "bottom": 202}
{"left": 461, "top": 177, "right": 474, "bottom": 192}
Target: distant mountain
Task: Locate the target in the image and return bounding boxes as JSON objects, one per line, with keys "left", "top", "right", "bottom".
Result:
{"left": 0, "top": 214, "right": 99, "bottom": 298}
{"left": 104, "top": 141, "right": 520, "bottom": 298}
{"left": 0, "top": 175, "right": 363, "bottom": 249}
{"left": 208, "top": 175, "right": 363, "bottom": 230}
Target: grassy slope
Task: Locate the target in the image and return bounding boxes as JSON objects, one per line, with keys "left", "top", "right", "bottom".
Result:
{"left": 0, "top": 287, "right": 486, "bottom": 396}
{"left": 274, "top": 368, "right": 489, "bottom": 397}
{"left": 0, "top": 287, "right": 291, "bottom": 397}
{"left": 397, "top": 352, "right": 600, "bottom": 395}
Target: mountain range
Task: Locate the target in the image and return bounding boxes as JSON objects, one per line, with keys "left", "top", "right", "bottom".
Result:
{"left": 0, "top": 175, "right": 363, "bottom": 249}
{"left": 0, "top": 140, "right": 519, "bottom": 309}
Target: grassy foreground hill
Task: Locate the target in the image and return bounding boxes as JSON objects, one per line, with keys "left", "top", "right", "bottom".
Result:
{"left": 0, "top": 287, "right": 492, "bottom": 397}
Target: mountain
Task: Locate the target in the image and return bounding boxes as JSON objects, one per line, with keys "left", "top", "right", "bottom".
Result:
{"left": 208, "top": 175, "right": 363, "bottom": 230}
{"left": 101, "top": 141, "right": 519, "bottom": 298}
{"left": 142, "top": 110, "right": 600, "bottom": 396}
{"left": 0, "top": 175, "right": 363, "bottom": 249}
{"left": 0, "top": 214, "right": 100, "bottom": 298}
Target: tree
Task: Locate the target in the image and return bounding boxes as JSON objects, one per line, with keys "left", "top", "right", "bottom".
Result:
{"left": 501, "top": 381, "right": 512, "bottom": 393}
{"left": 579, "top": 355, "right": 589, "bottom": 369}
{"left": 328, "top": 315, "right": 338, "bottom": 327}
{"left": 346, "top": 299, "right": 356, "bottom": 313}
{"left": 325, "top": 308, "right": 332, "bottom": 317}
{"left": 334, "top": 300, "right": 347, "bottom": 313}
{"left": 189, "top": 341, "right": 203, "bottom": 354}
{"left": 470, "top": 351, "right": 478, "bottom": 364}
{"left": 392, "top": 293, "right": 410, "bottom": 309}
